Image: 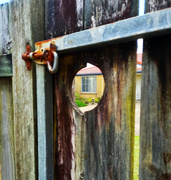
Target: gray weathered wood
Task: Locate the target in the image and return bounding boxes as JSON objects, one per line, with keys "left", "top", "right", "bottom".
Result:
{"left": 10, "top": 0, "right": 44, "bottom": 179}
{"left": 0, "top": 54, "right": 12, "bottom": 77}
{"left": 0, "top": 3, "right": 11, "bottom": 55}
{"left": 139, "top": 35, "right": 171, "bottom": 179}
{"left": 0, "top": 78, "right": 14, "bottom": 180}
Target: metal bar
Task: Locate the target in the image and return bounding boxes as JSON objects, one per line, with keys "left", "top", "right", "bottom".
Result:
{"left": 36, "top": 64, "right": 54, "bottom": 180}
{"left": 0, "top": 54, "right": 12, "bottom": 77}
{"left": 36, "top": 8, "right": 171, "bottom": 53}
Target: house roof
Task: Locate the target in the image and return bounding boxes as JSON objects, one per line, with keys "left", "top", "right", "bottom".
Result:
{"left": 76, "top": 66, "right": 102, "bottom": 76}
{"left": 76, "top": 53, "right": 143, "bottom": 75}
{"left": 137, "top": 53, "right": 142, "bottom": 65}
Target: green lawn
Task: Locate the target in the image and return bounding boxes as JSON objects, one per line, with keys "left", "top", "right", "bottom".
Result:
{"left": 134, "top": 136, "right": 140, "bottom": 180}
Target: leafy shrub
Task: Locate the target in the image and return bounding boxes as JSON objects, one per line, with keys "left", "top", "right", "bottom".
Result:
{"left": 95, "top": 98, "right": 100, "bottom": 103}
{"left": 75, "top": 100, "right": 87, "bottom": 107}
{"left": 87, "top": 98, "right": 93, "bottom": 104}
{"left": 75, "top": 92, "right": 81, "bottom": 100}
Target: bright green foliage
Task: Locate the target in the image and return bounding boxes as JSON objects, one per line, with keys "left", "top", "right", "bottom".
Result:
{"left": 75, "top": 100, "right": 87, "bottom": 107}
{"left": 75, "top": 92, "right": 81, "bottom": 100}
{"left": 95, "top": 98, "right": 100, "bottom": 103}
{"left": 133, "top": 136, "right": 139, "bottom": 180}
{"left": 87, "top": 98, "right": 93, "bottom": 104}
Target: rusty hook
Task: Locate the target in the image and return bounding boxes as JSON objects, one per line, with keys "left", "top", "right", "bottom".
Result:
{"left": 22, "top": 43, "right": 58, "bottom": 74}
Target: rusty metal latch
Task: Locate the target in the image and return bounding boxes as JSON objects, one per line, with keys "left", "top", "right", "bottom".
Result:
{"left": 22, "top": 42, "right": 58, "bottom": 74}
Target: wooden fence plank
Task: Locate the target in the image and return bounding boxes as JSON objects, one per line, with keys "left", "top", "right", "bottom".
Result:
{"left": 0, "top": 3, "right": 11, "bottom": 55}
{"left": 45, "top": 0, "right": 83, "bottom": 38}
{"left": 145, "top": 0, "right": 171, "bottom": 13}
{"left": 54, "top": 42, "right": 136, "bottom": 179}
{"left": 83, "top": 44, "right": 136, "bottom": 180}
{"left": 45, "top": 0, "right": 138, "bottom": 38}
{"left": 10, "top": 0, "right": 44, "bottom": 179}
{"left": 0, "top": 78, "right": 14, "bottom": 180}
{"left": 84, "top": 0, "right": 138, "bottom": 29}
{"left": 139, "top": 35, "right": 171, "bottom": 179}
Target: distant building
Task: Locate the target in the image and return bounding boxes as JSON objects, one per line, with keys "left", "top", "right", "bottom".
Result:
{"left": 75, "top": 66, "right": 104, "bottom": 99}
{"left": 75, "top": 53, "right": 142, "bottom": 100}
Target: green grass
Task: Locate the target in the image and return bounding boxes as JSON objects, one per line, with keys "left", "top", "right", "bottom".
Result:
{"left": 134, "top": 136, "right": 140, "bottom": 180}
{"left": 75, "top": 100, "right": 87, "bottom": 107}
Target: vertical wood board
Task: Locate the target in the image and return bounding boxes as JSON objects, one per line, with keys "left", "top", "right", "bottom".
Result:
{"left": 139, "top": 35, "right": 171, "bottom": 179}
{"left": 145, "top": 0, "right": 171, "bottom": 13}
{"left": 0, "top": 3, "right": 11, "bottom": 55}
{"left": 54, "top": 42, "right": 136, "bottom": 179}
{"left": 10, "top": 0, "right": 45, "bottom": 179}
{"left": 84, "top": 0, "right": 138, "bottom": 29}
{"left": 45, "top": 0, "right": 84, "bottom": 38}
{"left": 0, "top": 78, "right": 14, "bottom": 180}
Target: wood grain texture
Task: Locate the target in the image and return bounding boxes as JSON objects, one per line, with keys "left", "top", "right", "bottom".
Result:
{"left": 54, "top": 42, "right": 136, "bottom": 179}
{"left": 0, "top": 78, "right": 14, "bottom": 180}
{"left": 10, "top": 0, "right": 44, "bottom": 179}
{"left": 45, "top": 0, "right": 84, "bottom": 38}
{"left": 139, "top": 35, "right": 171, "bottom": 180}
{"left": 83, "top": 43, "right": 136, "bottom": 180}
{"left": 0, "top": 3, "right": 11, "bottom": 55}
{"left": 145, "top": 0, "right": 171, "bottom": 13}
{"left": 84, "top": 0, "right": 138, "bottom": 29}
{"left": 45, "top": 0, "right": 138, "bottom": 38}
{"left": 53, "top": 52, "right": 85, "bottom": 180}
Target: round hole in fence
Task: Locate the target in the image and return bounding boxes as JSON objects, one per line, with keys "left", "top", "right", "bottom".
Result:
{"left": 72, "top": 63, "right": 105, "bottom": 113}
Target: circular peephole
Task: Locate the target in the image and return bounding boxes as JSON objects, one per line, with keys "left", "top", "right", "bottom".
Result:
{"left": 72, "top": 63, "right": 105, "bottom": 113}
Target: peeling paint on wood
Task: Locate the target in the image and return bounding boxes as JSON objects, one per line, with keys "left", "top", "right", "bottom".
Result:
{"left": 45, "top": 0, "right": 84, "bottom": 38}
{"left": 84, "top": 0, "right": 138, "bottom": 29}
{"left": 139, "top": 35, "right": 171, "bottom": 180}
{"left": 45, "top": 0, "right": 138, "bottom": 38}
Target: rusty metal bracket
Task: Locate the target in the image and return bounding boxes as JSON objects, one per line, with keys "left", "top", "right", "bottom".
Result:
{"left": 22, "top": 42, "right": 58, "bottom": 74}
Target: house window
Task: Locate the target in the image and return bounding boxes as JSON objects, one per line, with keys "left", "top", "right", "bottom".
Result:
{"left": 82, "top": 76, "right": 96, "bottom": 93}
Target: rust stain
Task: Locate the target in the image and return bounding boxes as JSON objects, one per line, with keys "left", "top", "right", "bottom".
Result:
{"left": 54, "top": 52, "right": 85, "bottom": 179}
{"left": 149, "top": 164, "right": 171, "bottom": 180}
{"left": 35, "top": 36, "right": 63, "bottom": 47}
{"left": 163, "top": 153, "right": 171, "bottom": 164}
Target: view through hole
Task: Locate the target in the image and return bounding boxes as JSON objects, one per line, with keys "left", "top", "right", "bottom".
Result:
{"left": 73, "top": 63, "right": 105, "bottom": 113}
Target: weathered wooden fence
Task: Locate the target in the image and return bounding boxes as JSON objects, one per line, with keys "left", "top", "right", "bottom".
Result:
{"left": 0, "top": 0, "right": 171, "bottom": 180}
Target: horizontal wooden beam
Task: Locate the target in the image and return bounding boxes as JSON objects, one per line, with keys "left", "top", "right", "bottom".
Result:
{"left": 0, "top": 54, "right": 12, "bottom": 77}
{"left": 36, "top": 8, "right": 171, "bottom": 53}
